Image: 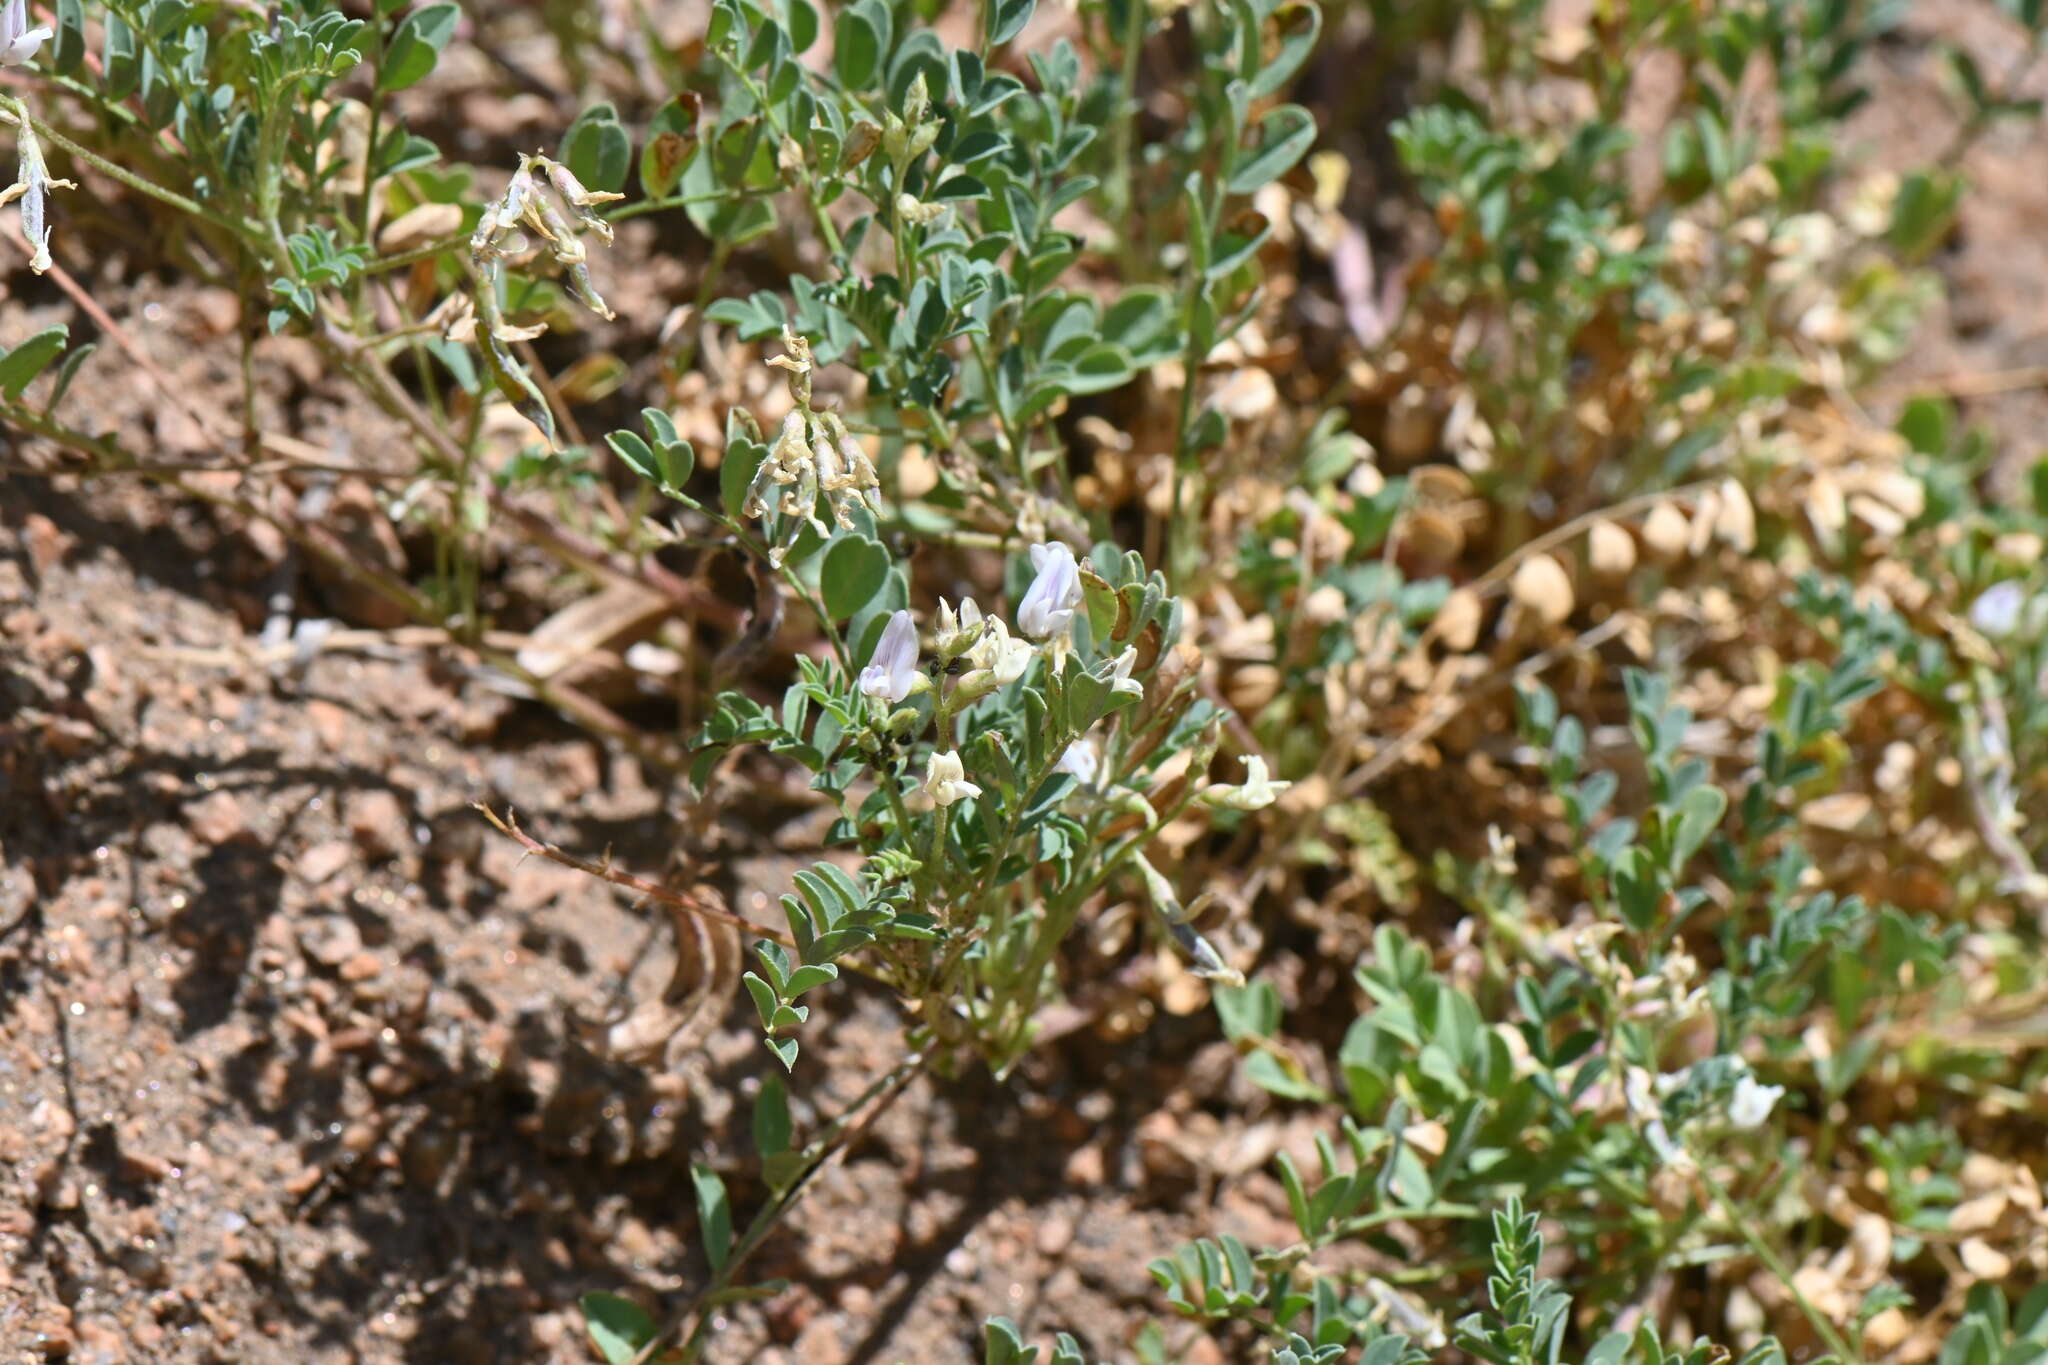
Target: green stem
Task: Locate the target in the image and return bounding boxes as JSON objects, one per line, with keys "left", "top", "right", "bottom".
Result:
{"left": 1700, "top": 1166, "right": 1862, "bottom": 1365}
{"left": 604, "top": 186, "right": 770, "bottom": 225}
{"left": 353, "top": 14, "right": 389, "bottom": 317}
{"left": 1107, "top": 0, "right": 1147, "bottom": 234}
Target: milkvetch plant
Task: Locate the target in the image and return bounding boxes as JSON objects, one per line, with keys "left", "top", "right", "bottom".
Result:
{"left": 6, "top": 1, "right": 2048, "bottom": 1363}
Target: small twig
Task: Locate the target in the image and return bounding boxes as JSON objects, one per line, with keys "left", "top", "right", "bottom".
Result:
{"left": 1864, "top": 364, "right": 2048, "bottom": 403}
{"left": 475, "top": 804, "right": 796, "bottom": 949}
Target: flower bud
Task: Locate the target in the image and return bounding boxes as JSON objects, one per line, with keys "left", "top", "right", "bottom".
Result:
{"left": 1727, "top": 1074, "right": 1784, "bottom": 1129}
{"left": 934, "top": 597, "right": 984, "bottom": 658}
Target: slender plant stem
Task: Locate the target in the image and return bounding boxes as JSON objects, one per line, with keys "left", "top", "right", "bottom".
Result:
{"left": 641, "top": 1051, "right": 931, "bottom": 1365}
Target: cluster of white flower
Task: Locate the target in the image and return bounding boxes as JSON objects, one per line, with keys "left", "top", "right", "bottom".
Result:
{"left": 1, "top": 0, "right": 72, "bottom": 275}
{"left": 859, "top": 541, "right": 1083, "bottom": 707}
{"left": 856, "top": 541, "right": 1085, "bottom": 809}
{"left": 1624, "top": 1061, "right": 1786, "bottom": 1169}
{"left": 854, "top": 539, "right": 1290, "bottom": 817}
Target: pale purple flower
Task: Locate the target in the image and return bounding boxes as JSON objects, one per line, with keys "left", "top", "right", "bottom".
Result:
{"left": 1, "top": 0, "right": 52, "bottom": 68}
{"left": 1017, "top": 541, "right": 1080, "bottom": 640}
{"left": 857, "top": 609, "right": 919, "bottom": 704}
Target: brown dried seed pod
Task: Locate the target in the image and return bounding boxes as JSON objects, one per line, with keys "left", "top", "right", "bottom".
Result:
{"left": 1433, "top": 587, "right": 1483, "bottom": 651}
{"left": 1383, "top": 389, "right": 1440, "bottom": 461}
{"left": 1588, "top": 519, "right": 1637, "bottom": 580}
{"left": 1641, "top": 500, "right": 1691, "bottom": 563}
{"left": 1409, "top": 463, "right": 1473, "bottom": 502}
{"left": 1402, "top": 507, "right": 1465, "bottom": 565}
{"left": 1225, "top": 664, "right": 1282, "bottom": 713}
{"left": 1510, "top": 554, "right": 1574, "bottom": 627}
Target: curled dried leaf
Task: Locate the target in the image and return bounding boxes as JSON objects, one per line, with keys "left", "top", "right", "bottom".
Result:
{"left": 1959, "top": 1238, "right": 2013, "bottom": 1282}
{"left": 1715, "top": 478, "right": 1756, "bottom": 552}
{"left": 377, "top": 201, "right": 463, "bottom": 255}
{"left": 1403, "top": 507, "right": 1465, "bottom": 565}
{"left": 1409, "top": 463, "right": 1473, "bottom": 503}
{"left": 1949, "top": 1192, "right": 2009, "bottom": 1235}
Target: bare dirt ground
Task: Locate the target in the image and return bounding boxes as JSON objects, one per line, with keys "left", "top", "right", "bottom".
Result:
{"left": 2, "top": 4, "right": 2045, "bottom": 1362}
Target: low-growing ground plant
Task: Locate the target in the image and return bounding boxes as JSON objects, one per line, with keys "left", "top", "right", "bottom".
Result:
{"left": 3, "top": 0, "right": 2047, "bottom": 1361}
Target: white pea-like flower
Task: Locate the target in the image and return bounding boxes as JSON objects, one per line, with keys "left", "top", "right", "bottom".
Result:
{"left": 1017, "top": 541, "right": 1081, "bottom": 640}
{"left": 990, "top": 635, "right": 1032, "bottom": 685}
{"left": 1055, "top": 735, "right": 1101, "bottom": 786}
{"left": 1198, "top": 755, "right": 1290, "bottom": 811}
{"left": 962, "top": 614, "right": 1032, "bottom": 686}
{"left": 1, "top": 0, "right": 52, "bottom": 67}
{"left": 1107, "top": 645, "right": 1143, "bottom": 697}
{"left": 1727, "top": 1074, "right": 1784, "bottom": 1129}
{"left": 923, "top": 749, "right": 981, "bottom": 807}
{"left": 1970, "top": 580, "right": 2027, "bottom": 637}
{"left": 857, "top": 609, "right": 920, "bottom": 704}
